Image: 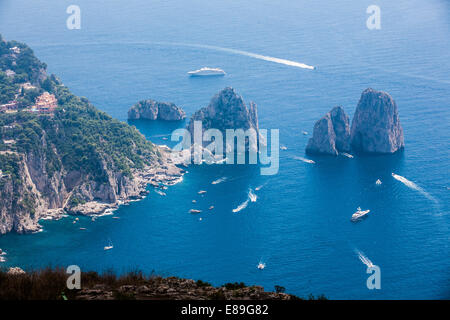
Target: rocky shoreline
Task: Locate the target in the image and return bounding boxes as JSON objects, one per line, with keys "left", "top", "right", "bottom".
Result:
{"left": 39, "top": 146, "right": 185, "bottom": 222}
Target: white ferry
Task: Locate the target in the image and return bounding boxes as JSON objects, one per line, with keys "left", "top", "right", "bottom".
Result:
{"left": 188, "top": 67, "right": 226, "bottom": 77}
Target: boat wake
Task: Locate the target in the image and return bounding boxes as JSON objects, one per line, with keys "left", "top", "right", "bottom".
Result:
{"left": 212, "top": 177, "right": 228, "bottom": 185}
{"left": 255, "top": 184, "right": 265, "bottom": 191}
{"left": 233, "top": 200, "right": 249, "bottom": 213}
{"left": 293, "top": 156, "right": 315, "bottom": 164}
{"left": 354, "top": 249, "right": 374, "bottom": 268}
{"left": 248, "top": 189, "right": 258, "bottom": 202}
{"left": 185, "top": 43, "right": 315, "bottom": 70}
{"left": 392, "top": 173, "right": 438, "bottom": 203}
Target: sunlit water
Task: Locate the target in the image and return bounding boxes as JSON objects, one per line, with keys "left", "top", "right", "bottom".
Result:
{"left": 0, "top": 0, "right": 449, "bottom": 299}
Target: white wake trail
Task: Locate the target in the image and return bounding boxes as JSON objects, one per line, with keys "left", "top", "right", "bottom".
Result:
{"left": 354, "top": 249, "right": 374, "bottom": 268}
{"left": 180, "top": 43, "right": 315, "bottom": 70}
{"left": 212, "top": 177, "right": 228, "bottom": 185}
{"left": 392, "top": 173, "right": 438, "bottom": 203}
{"left": 248, "top": 189, "right": 258, "bottom": 202}
{"left": 293, "top": 156, "right": 316, "bottom": 164}
{"left": 233, "top": 200, "right": 249, "bottom": 213}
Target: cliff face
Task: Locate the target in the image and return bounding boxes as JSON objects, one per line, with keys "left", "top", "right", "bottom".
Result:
{"left": 128, "top": 100, "right": 186, "bottom": 121}
{"left": 306, "top": 106, "right": 350, "bottom": 155}
{"left": 0, "top": 126, "right": 182, "bottom": 235}
{"left": 350, "top": 88, "right": 404, "bottom": 153}
{"left": 187, "top": 87, "right": 259, "bottom": 151}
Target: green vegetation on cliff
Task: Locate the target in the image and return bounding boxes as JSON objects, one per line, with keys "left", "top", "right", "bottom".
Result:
{"left": 0, "top": 35, "right": 157, "bottom": 182}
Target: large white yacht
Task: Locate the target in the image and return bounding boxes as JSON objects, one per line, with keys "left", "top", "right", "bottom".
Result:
{"left": 351, "top": 207, "right": 370, "bottom": 222}
{"left": 188, "top": 67, "right": 226, "bottom": 77}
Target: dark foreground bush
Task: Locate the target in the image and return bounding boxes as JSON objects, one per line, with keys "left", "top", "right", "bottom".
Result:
{"left": 0, "top": 267, "right": 325, "bottom": 300}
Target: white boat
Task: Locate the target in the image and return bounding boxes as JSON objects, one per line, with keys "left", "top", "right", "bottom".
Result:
{"left": 351, "top": 207, "right": 370, "bottom": 222}
{"left": 155, "top": 189, "right": 166, "bottom": 196}
{"left": 257, "top": 262, "right": 266, "bottom": 270}
{"left": 189, "top": 209, "right": 202, "bottom": 214}
{"left": 209, "top": 206, "right": 214, "bottom": 210}
{"left": 104, "top": 239, "right": 113, "bottom": 251}
{"left": 198, "top": 190, "right": 207, "bottom": 195}
{"left": 375, "top": 179, "right": 382, "bottom": 185}
{"left": 188, "top": 67, "right": 226, "bottom": 77}
{"left": 341, "top": 152, "right": 354, "bottom": 159}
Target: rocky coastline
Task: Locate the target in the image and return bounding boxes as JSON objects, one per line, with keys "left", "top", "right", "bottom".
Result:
{"left": 3, "top": 146, "right": 185, "bottom": 234}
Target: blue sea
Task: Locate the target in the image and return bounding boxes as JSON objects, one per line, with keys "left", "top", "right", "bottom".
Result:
{"left": 0, "top": 0, "right": 449, "bottom": 299}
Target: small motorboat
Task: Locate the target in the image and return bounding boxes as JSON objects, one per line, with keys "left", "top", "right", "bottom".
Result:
{"left": 209, "top": 206, "right": 214, "bottom": 210}
{"left": 351, "top": 207, "right": 370, "bottom": 222}
{"left": 302, "top": 131, "right": 308, "bottom": 135}
{"left": 155, "top": 190, "right": 166, "bottom": 196}
{"left": 189, "top": 209, "right": 202, "bottom": 214}
{"left": 341, "top": 152, "right": 354, "bottom": 159}
{"left": 257, "top": 262, "right": 266, "bottom": 270}
{"left": 280, "top": 145, "right": 287, "bottom": 150}
{"left": 198, "top": 190, "right": 207, "bottom": 195}
{"left": 375, "top": 179, "right": 382, "bottom": 185}
{"left": 104, "top": 240, "right": 114, "bottom": 251}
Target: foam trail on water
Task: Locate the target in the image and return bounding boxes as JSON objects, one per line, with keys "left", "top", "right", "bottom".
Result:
{"left": 233, "top": 200, "right": 249, "bottom": 213}
{"left": 354, "top": 249, "right": 374, "bottom": 268}
{"left": 248, "top": 189, "right": 258, "bottom": 202}
{"left": 293, "top": 156, "right": 315, "bottom": 164}
{"left": 180, "top": 43, "right": 315, "bottom": 70}
{"left": 39, "top": 41, "right": 315, "bottom": 70}
{"left": 392, "top": 173, "right": 438, "bottom": 203}
{"left": 212, "top": 177, "right": 227, "bottom": 185}
{"left": 255, "top": 183, "right": 265, "bottom": 191}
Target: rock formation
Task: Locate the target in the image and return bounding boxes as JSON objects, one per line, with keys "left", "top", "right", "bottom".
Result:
{"left": 187, "top": 87, "right": 259, "bottom": 151}
{"left": 305, "top": 89, "right": 404, "bottom": 155}
{"left": 306, "top": 106, "right": 350, "bottom": 156}
{"left": 350, "top": 88, "right": 404, "bottom": 153}
{"left": 128, "top": 100, "right": 186, "bottom": 121}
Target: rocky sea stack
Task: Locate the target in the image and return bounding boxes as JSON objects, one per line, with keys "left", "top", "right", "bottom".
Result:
{"left": 351, "top": 88, "right": 404, "bottom": 153}
{"left": 306, "top": 106, "right": 350, "bottom": 155}
{"left": 128, "top": 100, "right": 186, "bottom": 121}
{"left": 306, "top": 88, "right": 404, "bottom": 155}
{"left": 187, "top": 87, "right": 259, "bottom": 150}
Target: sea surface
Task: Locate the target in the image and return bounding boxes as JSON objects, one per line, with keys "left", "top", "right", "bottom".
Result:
{"left": 0, "top": 0, "right": 449, "bottom": 299}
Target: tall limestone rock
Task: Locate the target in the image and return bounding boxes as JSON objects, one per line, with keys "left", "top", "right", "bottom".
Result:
{"left": 306, "top": 106, "right": 351, "bottom": 156}
{"left": 350, "top": 88, "right": 404, "bottom": 153}
{"left": 187, "top": 87, "right": 259, "bottom": 152}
